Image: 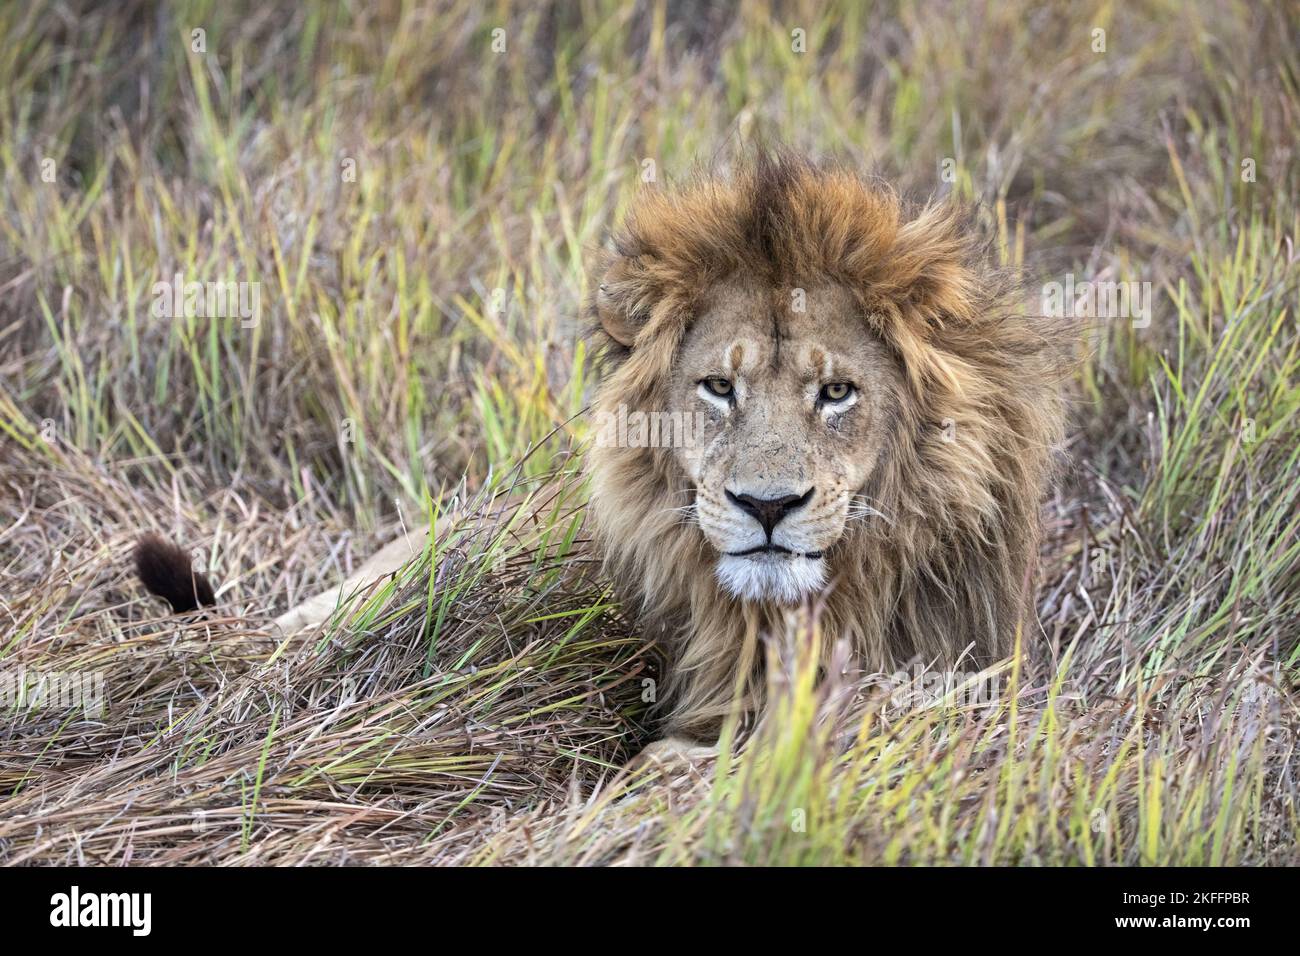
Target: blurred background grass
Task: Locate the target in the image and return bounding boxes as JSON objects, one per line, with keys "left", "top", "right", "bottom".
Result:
{"left": 0, "top": 0, "right": 1297, "bottom": 864}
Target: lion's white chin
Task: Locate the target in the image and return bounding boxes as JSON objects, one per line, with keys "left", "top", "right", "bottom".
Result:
{"left": 715, "top": 553, "right": 827, "bottom": 604}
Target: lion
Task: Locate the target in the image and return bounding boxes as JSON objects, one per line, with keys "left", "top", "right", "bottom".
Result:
{"left": 136, "top": 150, "right": 1068, "bottom": 762}
{"left": 584, "top": 150, "right": 1067, "bottom": 748}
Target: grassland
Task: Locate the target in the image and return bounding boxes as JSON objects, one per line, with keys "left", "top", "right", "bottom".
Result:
{"left": 0, "top": 0, "right": 1297, "bottom": 865}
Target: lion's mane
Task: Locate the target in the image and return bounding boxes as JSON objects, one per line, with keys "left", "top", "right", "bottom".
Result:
{"left": 586, "top": 150, "right": 1068, "bottom": 739}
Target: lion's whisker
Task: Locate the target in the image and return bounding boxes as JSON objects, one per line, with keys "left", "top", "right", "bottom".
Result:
{"left": 654, "top": 504, "right": 698, "bottom": 522}
{"left": 847, "top": 494, "right": 894, "bottom": 526}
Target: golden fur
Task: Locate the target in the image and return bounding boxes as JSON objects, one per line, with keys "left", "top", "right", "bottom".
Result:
{"left": 586, "top": 150, "right": 1068, "bottom": 740}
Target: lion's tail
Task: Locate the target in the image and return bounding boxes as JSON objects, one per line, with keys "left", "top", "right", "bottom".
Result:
{"left": 134, "top": 534, "right": 217, "bottom": 613}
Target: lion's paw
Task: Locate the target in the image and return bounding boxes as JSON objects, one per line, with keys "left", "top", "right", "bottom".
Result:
{"left": 631, "top": 737, "right": 719, "bottom": 772}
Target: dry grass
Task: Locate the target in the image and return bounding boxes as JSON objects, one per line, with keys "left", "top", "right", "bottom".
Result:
{"left": 1, "top": 0, "right": 1298, "bottom": 865}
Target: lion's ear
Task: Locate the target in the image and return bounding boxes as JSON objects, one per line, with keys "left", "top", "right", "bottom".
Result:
{"left": 595, "top": 280, "right": 642, "bottom": 348}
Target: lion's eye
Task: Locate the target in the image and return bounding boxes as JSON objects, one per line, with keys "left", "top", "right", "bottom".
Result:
{"left": 819, "top": 382, "right": 854, "bottom": 403}
{"left": 701, "top": 378, "right": 734, "bottom": 399}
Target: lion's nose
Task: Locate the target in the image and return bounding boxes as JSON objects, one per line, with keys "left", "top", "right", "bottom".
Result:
{"left": 725, "top": 488, "right": 814, "bottom": 539}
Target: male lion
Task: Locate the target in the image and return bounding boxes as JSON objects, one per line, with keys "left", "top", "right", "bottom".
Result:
{"left": 585, "top": 151, "right": 1066, "bottom": 747}
{"left": 138, "top": 151, "right": 1067, "bottom": 760}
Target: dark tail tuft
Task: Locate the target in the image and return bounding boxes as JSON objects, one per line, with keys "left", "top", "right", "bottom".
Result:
{"left": 134, "top": 534, "right": 217, "bottom": 613}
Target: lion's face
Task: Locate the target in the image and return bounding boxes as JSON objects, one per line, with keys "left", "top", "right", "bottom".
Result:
{"left": 667, "top": 279, "right": 901, "bottom": 604}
